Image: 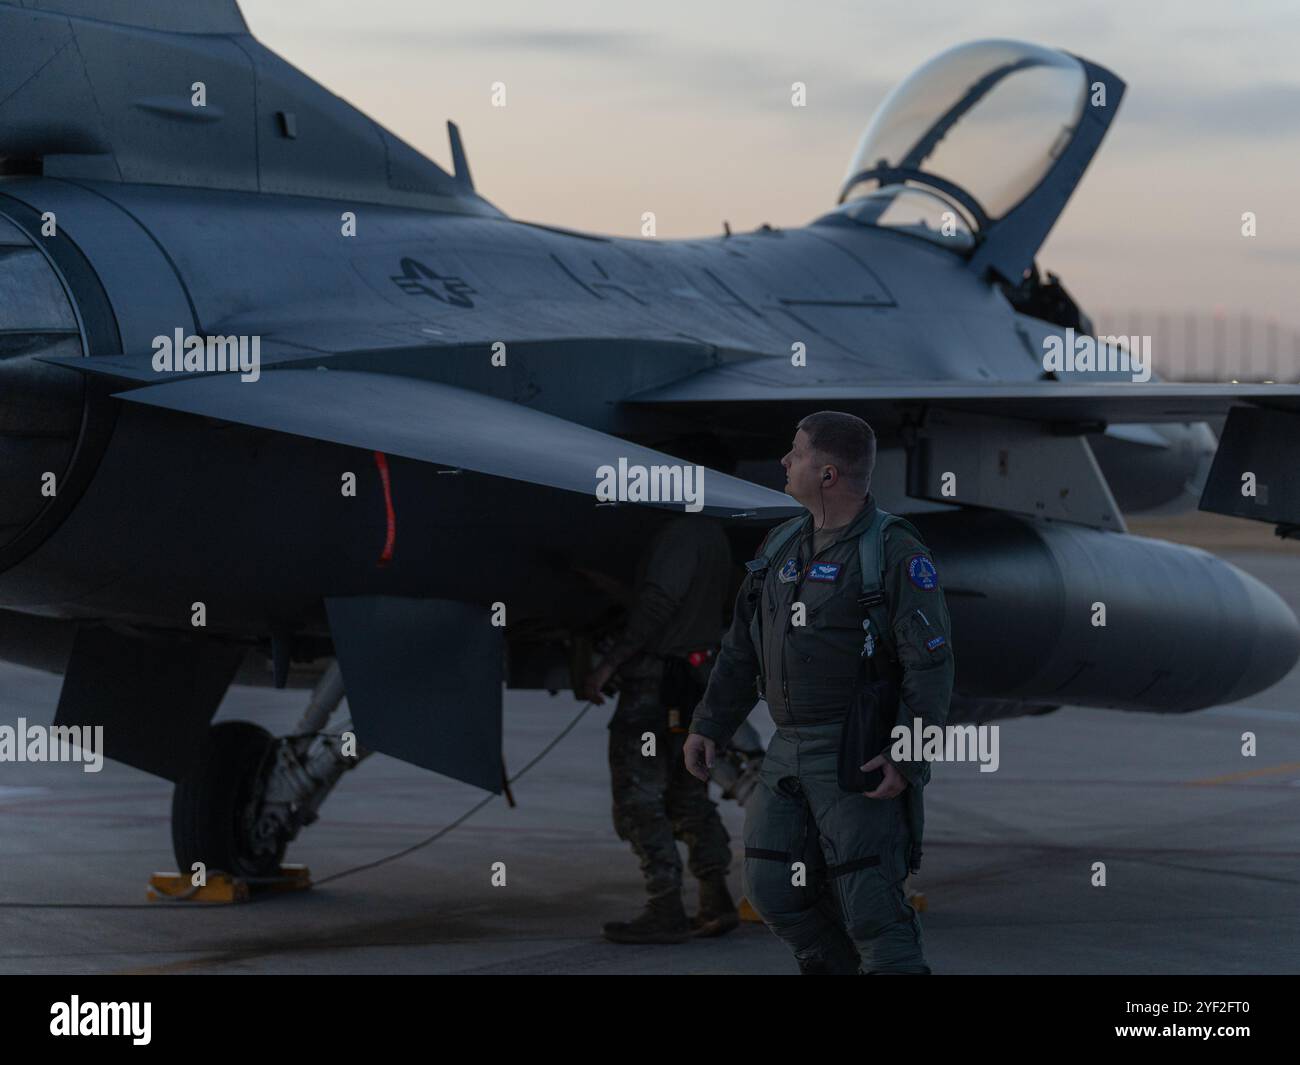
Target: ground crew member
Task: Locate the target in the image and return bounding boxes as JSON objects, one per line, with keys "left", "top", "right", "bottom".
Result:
{"left": 683, "top": 411, "right": 955, "bottom": 974}
{"left": 585, "top": 442, "right": 740, "bottom": 944}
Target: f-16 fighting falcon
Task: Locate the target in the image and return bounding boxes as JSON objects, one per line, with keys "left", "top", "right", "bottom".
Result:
{"left": 0, "top": 1, "right": 1298, "bottom": 887}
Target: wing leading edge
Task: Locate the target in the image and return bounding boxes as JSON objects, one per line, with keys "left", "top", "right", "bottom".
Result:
{"left": 114, "top": 369, "right": 799, "bottom": 519}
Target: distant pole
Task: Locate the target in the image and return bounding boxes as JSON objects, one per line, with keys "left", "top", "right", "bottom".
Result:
{"left": 1156, "top": 312, "right": 1169, "bottom": 379}
{"left": 1240, "top": 312, "right": 1252, "bottom": 381}
{"left": 1213, "top": 311, "right": 1226, "bottom": 381}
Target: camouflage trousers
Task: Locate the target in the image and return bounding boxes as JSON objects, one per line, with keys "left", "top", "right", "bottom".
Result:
{"left": 743, "top": 722, "right": 929, "bottom": 974}
{"left": 608, "top": 657, "right": 732, "bottom": 901}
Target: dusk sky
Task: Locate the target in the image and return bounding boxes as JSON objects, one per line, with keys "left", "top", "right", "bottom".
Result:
{"left": 241, "top": 0, "right": 1300, "bottom": 348}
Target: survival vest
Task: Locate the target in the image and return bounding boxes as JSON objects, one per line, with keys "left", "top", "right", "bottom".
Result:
{"left": 744, "top": 506, "right": 924, "bottom": 690}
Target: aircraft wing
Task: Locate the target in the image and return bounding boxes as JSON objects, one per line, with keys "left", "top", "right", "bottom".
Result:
{"left": 626, "top": 362, "right": 1300, "bottom": 425}
{"left": 111, "top": 369, "right": 798, "bottom": 519}
{"left": 627, "top": 364, "right": 1300, "bottom": 529}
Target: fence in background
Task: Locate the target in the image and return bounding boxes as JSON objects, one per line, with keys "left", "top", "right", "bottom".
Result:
{"left": 1088, "top": 310, "right": 1300, "bottom": 383}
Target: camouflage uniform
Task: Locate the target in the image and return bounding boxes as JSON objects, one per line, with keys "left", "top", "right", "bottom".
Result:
{"left": 689, "top": 494, "right": 955, "bottom": 973}
{"left": 603, "top": 517, "right": 734, "bottom": 905}
{"left": 608, "top": 654, "right": 731, "bottom": 901}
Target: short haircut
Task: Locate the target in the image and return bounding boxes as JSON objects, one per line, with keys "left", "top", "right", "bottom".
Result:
{"left": 796, "top": 410, "right": 876, "bottom": 486}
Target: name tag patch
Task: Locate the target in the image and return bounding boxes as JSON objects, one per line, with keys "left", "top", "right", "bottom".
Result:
{"left": 807, "top": 561, "right": 842, "bottom": 583}
{"left": 778, "top": 558, "right": 800, "bottom": 583}
{"left": 907, "top": 554, "right": 939, "bottom": 590}
{"left": 926, "top": 635, "right": 947, "bottom": 651}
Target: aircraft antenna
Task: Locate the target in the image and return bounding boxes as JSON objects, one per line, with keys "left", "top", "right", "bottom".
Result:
{"left": 447, "top": 121, "right": 475, "bottom": 192}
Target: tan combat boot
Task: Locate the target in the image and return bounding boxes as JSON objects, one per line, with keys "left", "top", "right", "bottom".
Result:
{"left": 690, "top": 876, "right": 739, "bottom": 937}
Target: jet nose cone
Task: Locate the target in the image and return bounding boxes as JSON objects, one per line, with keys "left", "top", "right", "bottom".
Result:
{"left": 1219, "top": 565, "right": 1300, "bottom": 704}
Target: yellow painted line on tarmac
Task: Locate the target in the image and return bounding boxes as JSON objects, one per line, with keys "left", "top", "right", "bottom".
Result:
{"left": 115, "top": 957, "right": 221, "bottom": 976}
{"left": 1186, "top": 762, "right": 1300, "bottom": 786}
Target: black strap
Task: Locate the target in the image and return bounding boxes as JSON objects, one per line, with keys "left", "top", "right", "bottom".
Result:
{"left": 827, "top": 855, "right": 882, "bottom": 878}
{"left": 744, "top": 847, "right": 789, "bottom": 862}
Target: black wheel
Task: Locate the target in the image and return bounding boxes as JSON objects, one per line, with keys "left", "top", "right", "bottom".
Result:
{"left": 172, "top": 721, "right": 285, "bottom": 879}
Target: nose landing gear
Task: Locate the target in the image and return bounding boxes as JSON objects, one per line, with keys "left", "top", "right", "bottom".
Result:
{"left": 170, "top": 661, "right": 370, "bottom": 880}
{"left": 171, "top": 720, "right": 285, "bottom": 879}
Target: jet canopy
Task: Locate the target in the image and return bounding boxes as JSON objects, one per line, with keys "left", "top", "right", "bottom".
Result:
{"left": 834, "top": 40, "right": 1090, "bottom": 250}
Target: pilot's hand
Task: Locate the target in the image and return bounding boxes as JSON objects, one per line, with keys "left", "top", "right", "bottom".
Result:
{"left": 582, "top": 661, "right": 616, "bottom": 705}
{"left": 683, "top": 734, "right": 715, "bottom": 782}
{"left": 861, "top": 754, "right": 908, "bottom": 799}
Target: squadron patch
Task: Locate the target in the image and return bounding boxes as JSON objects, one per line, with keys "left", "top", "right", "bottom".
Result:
{"left": 807, "top": 561, "right": 842, "bottom": 582}
{"left": 907, "top": 554, "right": 939, "bottom": 590}
{"left": 778, "top": 558, "right": 800, "bottom": 583}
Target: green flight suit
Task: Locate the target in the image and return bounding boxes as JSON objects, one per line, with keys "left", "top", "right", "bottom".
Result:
{"left": 689, "top": 494, "right": 955, "bottom": 973}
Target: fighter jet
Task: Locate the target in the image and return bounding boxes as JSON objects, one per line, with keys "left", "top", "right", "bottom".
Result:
{"left": 2, "top": 2, "right": 1298, "bottom": 879}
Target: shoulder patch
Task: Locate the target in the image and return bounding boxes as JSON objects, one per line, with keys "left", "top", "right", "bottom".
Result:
{"left": 907, "top": 553, "right": 939, "bottom": 590}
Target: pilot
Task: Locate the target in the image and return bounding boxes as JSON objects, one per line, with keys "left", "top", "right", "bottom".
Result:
{"left": 584, "top": 436, "right": 740, "bottom": 944}
{"left": 683, "top": 411, "right": 955, "bottom": 974}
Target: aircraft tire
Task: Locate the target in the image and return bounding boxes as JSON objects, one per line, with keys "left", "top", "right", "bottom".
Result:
{"left": 171, "top": 721, "right": 285, "bottom": 880}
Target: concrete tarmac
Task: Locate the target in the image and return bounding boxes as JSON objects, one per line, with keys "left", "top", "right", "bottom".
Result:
{"left": 1, "top": 547, "right": 1297, "bottom": 974}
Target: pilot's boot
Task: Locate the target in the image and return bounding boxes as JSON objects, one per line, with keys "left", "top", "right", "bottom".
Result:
{"left": 691, "top": 876, "right": 739, "bottom": 937}
{"left": 603, "top": 892, "right": 690, "bottom": 944}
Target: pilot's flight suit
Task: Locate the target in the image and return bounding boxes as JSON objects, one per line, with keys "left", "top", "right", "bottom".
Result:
{"left": 603, "top": 516, "right": 735, "bottom": 937}
{"left": 689, "top": 494, "right": 954, "bottom": 973}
